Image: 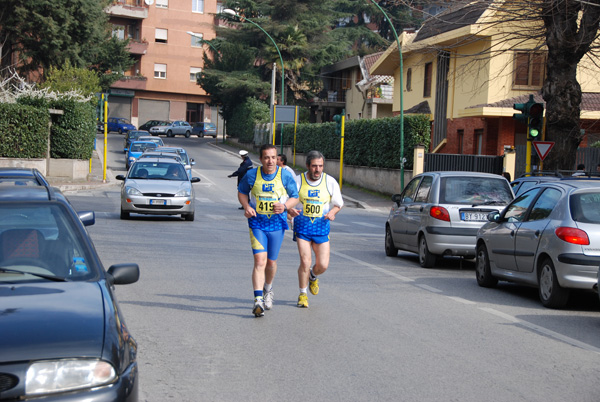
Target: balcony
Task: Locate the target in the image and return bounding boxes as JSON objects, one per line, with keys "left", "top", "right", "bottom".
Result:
{"left": 107, "top": 1, "right": 148, "bottom": 19}
{"left": 111, "top": 75, "right": 147, "bottom": 91}
{"left": 366, "top": 84, "right": 393, "bottom": 104}
{"left": 127, "top": 40, "right": 148, "bottom": 55}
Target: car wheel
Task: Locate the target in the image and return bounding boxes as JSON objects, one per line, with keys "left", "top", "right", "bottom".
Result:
{"left": 475, "top": 243, "right": 498, "bottom": 287}
{"left": 120, "top": 209, "right": 130, "bottom": 220}
{"left": 538, "top": 258, "right": 570, "bottom": 308}
{"left": 185, "top": 131, "right": 191, "bottom": 138}
{"left": 118, "top": 128, "right": 123, "bottom": 134}
{"left": 167, "top": 130, "right": 173, "bottom": 137}
{"left": 418, "top": 235, "right": 437, "bottom": 268}
{"left": 184, "top": 212, "right": 195, "bottom": 221}
{"left": 384, "top": 225, "right": 398, "bottom": 257}
{"left": 198, "top": 133, "right": 204, "bottom": 138}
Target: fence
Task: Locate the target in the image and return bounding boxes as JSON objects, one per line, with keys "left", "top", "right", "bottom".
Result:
{"left": 424, "top": 153, "right": 504, "bottom": 174}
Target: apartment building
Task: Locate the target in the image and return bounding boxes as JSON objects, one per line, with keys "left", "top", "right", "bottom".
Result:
{"left": 106, "top": 0, "right": 221, "bottom": 128}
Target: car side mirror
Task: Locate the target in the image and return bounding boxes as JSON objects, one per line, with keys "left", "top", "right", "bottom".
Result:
{"left": 116, "top": 175, "right": 126, "bottom": 181}
{"left": 191, "top": 177, "right": 201, "bottom": 183}
{"left": 391, "top": 194, "right": 402, "bottom": 205}
{"left": 78, "top": 211, "right": 95, "bottom": 226}
{"left": 107, "top": 263, "right": 140, "bottom": 286}
{"left": 487, "top": 211, "right": 501, "bottom": 222}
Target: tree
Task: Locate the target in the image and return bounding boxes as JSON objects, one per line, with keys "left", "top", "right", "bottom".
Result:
{"left": 39, "top": 61, "right": 101, "bottom": 96}
{"left": 0, "top": 0, "right": 133, "bottom": 90}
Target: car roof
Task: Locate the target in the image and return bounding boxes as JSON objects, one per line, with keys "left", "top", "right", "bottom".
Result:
{"left": 128, "top": 130, "right": 149, "bottom": 134}
{"left": 419, "top": 171, "right": 507, "bottom": 178}
{"left": 131, "top": 141, "right": 157, "bottom": 145}
{"left": 542, "top": 178, "right": 600, "bottom": 190}
{"left": 132, "top": 157, "right": 182, "bottom": 165}
{"left": 0, "top": 183, "right": 66, "bottom": 202}
{"left": 156, "top": 146, "right": 185, "bottom": 153}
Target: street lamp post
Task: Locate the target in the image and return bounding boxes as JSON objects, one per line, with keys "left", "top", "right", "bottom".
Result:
{"left": 367, "top": 0, "right": 405, "bottom": 188}
{"left": 223, "top": 9, "right": 285, "bottom": 107}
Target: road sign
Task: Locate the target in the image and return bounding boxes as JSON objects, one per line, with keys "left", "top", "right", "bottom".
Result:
{"left": 533, "top": 141, "right": 555, "bottom": 161}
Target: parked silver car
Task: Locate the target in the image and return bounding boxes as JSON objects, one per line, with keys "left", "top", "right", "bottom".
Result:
{"left": 116, "top": 158, "right": 200, "bottom": 221}
{"left": 476, "top": 179, "right": 600, "bottom": 308}
{"left": 385, "top": 171, "right": 514, "bottom": 267}
{"left": 149, "top": 120, "right": 193, "bottom": 137}
{"left": 155, "top": 146, "right": 195, "bottom": 178}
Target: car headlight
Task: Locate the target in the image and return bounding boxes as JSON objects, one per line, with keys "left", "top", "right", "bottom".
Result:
{"left": 26, "top": 359, "right": 117, "bottom": 395}
{"left": 175, "top": 188, "right": 191, "bottom": 197}
{"left": 125, "top": 186, "right": 143, "bottom": 196}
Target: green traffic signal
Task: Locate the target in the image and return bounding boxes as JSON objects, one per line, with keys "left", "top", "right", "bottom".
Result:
{"left": 528, "top": 102, "right": 544, "bottom": 139}
{"left": 333, "top": 114, "right": 342, "bottom": 136}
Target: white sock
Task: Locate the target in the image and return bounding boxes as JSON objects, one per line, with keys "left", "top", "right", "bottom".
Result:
{"left": 264, "top": 283, "right": 272, "bottom": 292}
{"left": 300, "top": 287, "right": 308, "bottom": 294}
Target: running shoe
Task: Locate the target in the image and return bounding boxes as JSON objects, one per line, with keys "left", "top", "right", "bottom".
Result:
{"left": 253, "top": 299, "right": 265, "bottom": 317}
{"left": 309, "top": 277, "right": 319, "bottom": 295}
{"left": 297, "top": 292, "right": 309, "bottom": 308}
{"left": 264, "top": 289, "right": 274, "bottom": 310}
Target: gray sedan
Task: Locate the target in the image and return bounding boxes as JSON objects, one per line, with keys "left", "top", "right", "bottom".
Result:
{"left": 476, "top": 179, "right": 600, "bottom": 308}
{"left": 149, "top": 120, "right": 193, "bottom": 137}
{"left": 116, "top": 158, "right": 200, "bottom": 221}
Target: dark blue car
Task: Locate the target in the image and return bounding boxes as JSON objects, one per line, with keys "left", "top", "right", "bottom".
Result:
{"left": 0, "top": 184, "right": 140, "bottom": 401}
{"left": 106, "top": 117, "right": 136, "bottom": 134}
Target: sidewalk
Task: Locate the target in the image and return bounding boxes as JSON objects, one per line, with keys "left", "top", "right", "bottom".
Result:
{"left": 211, "top": 141, "right": 394, "bottom": 212}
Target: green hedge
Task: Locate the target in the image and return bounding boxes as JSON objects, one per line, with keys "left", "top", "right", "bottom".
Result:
{"left": 48, "top": 99, "right": 95, "bottom": 159}
{"left": 228, "top": 98, "right": 270, "bottom": 143}
{"left": 11, "top": 96, "right": 96, "bottom": 159}
{"left": 282, "top": 114, "right": 431, "bottom": 169}
{"left": 0, "top": 103, "right": 49, "bottom": 158}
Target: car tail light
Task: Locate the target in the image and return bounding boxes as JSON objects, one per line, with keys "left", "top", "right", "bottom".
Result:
{"left": 430, "top": 206, "right": 450, "bottom": 222}
{"left": 555, "top": 227, "right": 590, "bottom": 245}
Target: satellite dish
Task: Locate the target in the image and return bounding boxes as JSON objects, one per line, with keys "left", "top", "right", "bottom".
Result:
{"left": 145, "top": 0, "right": 154, "bottom": 5}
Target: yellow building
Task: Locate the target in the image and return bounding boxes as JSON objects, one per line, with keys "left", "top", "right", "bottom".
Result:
{"left": 371, "top": 1, "right": 600, "bottom": 158}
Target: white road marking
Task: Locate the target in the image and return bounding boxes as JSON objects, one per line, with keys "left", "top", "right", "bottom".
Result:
{"left": 415, "top": 284, "right": 442, "bottom": 293}
{"left": 331, "top": 251, "right": 413, "bottom": 282}
{"left": 353, "top": 222, "right": 380, "bottom": 228}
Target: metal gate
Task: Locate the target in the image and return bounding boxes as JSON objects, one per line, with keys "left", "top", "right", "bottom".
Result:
{"left": 515, "top": 145, "right": 600, "bottom": 177}
{"left": 424, "top": 153, "right": 504, "bottom": 174}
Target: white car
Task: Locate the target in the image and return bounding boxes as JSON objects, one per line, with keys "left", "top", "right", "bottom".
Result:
{"left": 149, "top": 120, "right": 193, "bottom": 137}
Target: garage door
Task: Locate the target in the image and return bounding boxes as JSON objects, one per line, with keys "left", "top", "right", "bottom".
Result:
{"left": 108, "top": 96, "right": 132, "bottom": 120}
{"left": 139, "top": 99, "right": 170, "bottom": 127}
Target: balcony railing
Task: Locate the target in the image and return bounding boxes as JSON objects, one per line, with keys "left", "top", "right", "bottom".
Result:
{"left": 111, "top": 75, "right": 147, "bottom": 91}
{"left": 127, "top": 41, "right": 148, "bottom": 55}
{"left": 108, "top": 1, "right": 148, "bottom": 19}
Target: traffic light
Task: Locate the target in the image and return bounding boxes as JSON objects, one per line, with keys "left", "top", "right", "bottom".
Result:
{"left": 528, "top": 102, "right": 544, "bottom": 139}
{"left": 512, "top": 101, "right": 530, "bottom": 125}
{"left": 333, "top": 114, "right": 342, "bottom": 136}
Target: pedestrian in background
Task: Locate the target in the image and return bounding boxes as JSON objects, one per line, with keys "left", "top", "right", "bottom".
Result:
{"left": 228, "top": 150, "right": 253, "bottom": 209}
{"left": 277, "top": 153, "right": 296, "bottom": 177}
{"left": 238, "top": 144, "right": 298, "bottom": 317}
{"left": 288, "top": 150, "right": 343, "bottom": 308}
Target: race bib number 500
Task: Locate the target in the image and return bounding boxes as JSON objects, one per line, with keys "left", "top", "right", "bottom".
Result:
{"left": 303, "top": 203, "right": 323, "bottom": 218}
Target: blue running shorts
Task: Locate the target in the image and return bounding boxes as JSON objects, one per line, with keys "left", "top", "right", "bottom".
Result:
{"left": 249, "top": 228, "right": 286, "bottom": 260}
{"left": 294, "top": 231, "right": 330, "bottom": 244}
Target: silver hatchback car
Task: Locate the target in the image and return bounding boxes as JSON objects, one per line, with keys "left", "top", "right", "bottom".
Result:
{"left": 476, "top": 179, "right": 600, "bottom": 308}
{"left": 385, "top": 171, "right": 514, "bottom": 267}
{"left": 116, "top": 158, "right": 200, "bottom": 221}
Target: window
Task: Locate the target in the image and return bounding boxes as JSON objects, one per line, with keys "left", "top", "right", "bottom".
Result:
{"left": 112, "top": 25, "right": 125, "bottom": 40}
{"left": 514, "top": 51, "right": 546, "bottom": 88}
{"left": 155, "top": 28, "right": 168, "bottom": 43}
{"left": 475, "top": 129, "right": 483, "bottom": 155}
{"left": 156, "top": 0, "right": 168, "bottom": 7}
{"left": 192, "top": 0, "right": 204, "bottom": 13}
{"left": 423, "top": 62, "right": 432, "bottom": 97}
{"left": 528, "top": 188, "right": 561, "bottom": 221}
{"left": 504, "top": 189, "right": 542, "bottom": 222}
{"left": 190, "top": 67, "right": 202, "bottom": 82}
{"left": 154, "top": 63, "right": 167, "bottom": 79}
{"left": 457, "top": 129, "right": 464, "bottom": 154}
{"left": 414, "top": 176, "right": 433, "bottom": 202}
{"left": 190, "top": 32, "right": 203, "bottom": 47}
{"left": 406, "top": 68, "right": 412, "bottom": 91}
{"left": 216, "top": 1, "right": 224, "bottom": 13}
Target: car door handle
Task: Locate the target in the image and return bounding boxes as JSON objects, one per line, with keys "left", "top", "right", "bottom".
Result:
{"left": 510, "top": 230, "right": 515, "bottom": 237}
{"left": 535, "top": 230, "right": 540, "bottom": 237}
{"left": 419, "top": 206, "right": 424, "bottom": 212}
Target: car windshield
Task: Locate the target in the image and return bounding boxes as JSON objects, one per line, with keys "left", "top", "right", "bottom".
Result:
{"left": 0, "top": 203, "right": 97, "bottom": 282}
{"left": 130, "top": 143, "right": 157, "bottom": 152}
{"left": 0, "top": 177, "right": 40, "bottom": 186}
{"left": 130, "top": 162, "right": 187, "bottom": 181}
{"left": 119, "top": 119, "right": 131, "bottom": 124}
{"left": 156, "top": 121, "right": 171, "bottom": 126}
{"left": 440, "top": 176, "right": 513, "bottom": 205}
{"left": 570, "top": 192, "right": 600, "bottom": 223}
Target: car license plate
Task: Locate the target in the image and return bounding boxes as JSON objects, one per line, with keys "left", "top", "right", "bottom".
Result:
{"left": 150, "top": 199, "right": 166, "bottom": 205}
{"left": 461, "top": 212, "right": 487, "bottom": 221}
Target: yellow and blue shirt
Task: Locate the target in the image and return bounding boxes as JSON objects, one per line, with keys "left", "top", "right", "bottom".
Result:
{"left": 294, "top": 172, "right": 335, "bottom": 236}
{"left": 239, "top": 167, "right": 298, "bottom": 231}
